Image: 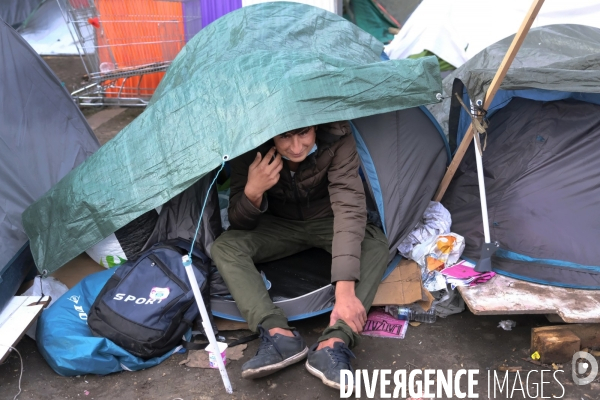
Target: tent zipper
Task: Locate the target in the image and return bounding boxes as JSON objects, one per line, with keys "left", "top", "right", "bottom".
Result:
{"left": 149, "top": 254, "right": 190, "bottom": 291}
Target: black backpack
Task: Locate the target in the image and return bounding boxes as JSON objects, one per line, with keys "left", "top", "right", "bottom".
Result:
{"left": 87, "top": 239, "right": 211, "bottom": 359}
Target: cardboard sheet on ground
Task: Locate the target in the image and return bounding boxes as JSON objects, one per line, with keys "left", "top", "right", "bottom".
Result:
{"left": 214, "top": 318, "right": 249, "bottom": 332}
{"left": 180, "top": 344, "right": 247, "bottom": 368}
{"left": 372, "top": 259, "right": 434, "bottom": 310}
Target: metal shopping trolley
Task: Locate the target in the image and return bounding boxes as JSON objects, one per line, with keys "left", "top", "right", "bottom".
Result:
{"left": 57, "top": 0, "right": 201, "bottom": 106}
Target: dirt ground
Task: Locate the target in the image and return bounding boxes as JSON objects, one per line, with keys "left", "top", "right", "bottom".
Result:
{"left": 0, "top": 56, "right": 597, "bottom": 400}
{"left": 2, "top": 313, "right": 597, "bottom": 400}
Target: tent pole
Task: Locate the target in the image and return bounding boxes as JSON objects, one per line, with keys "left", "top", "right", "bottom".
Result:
{"left": 474, "top": 139, "right": 490, "bottom": 244}
{"left": 183, "top": 256, "right": 233, "bottom": 394}
{"left": 472, "top": 132, "right": 498, "bottom": 272}
{"left": 433, "top": 0, "right": 546, "bottom": 202}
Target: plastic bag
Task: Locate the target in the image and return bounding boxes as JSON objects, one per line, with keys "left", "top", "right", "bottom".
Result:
{"left": 85, "top": 233, "right": 127, "bottom": 268}
{"left": 397, "top": 201, "right": 452, "bottom": 256}
{"left": 414, "top": 233, "right": 465, "bottom": 293}
{"left": 425, "top": 233, "right": 465, "bottom": 272}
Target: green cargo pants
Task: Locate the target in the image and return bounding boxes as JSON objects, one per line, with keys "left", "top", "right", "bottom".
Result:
{"left": 210, "top": 214, "right": 389, "bottom": 348}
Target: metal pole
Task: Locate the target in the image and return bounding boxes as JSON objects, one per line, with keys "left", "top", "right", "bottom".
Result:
{"left": 474, "top": 137, "right": 491, "bottom": 244}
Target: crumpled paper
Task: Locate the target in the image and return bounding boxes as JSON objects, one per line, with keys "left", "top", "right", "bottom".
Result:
{"left": 179, "top": 344, "right": 247, "bottom": 368}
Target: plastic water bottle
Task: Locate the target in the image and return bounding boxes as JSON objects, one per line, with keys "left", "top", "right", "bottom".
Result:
{"left": 392, "top": 304, "right": 437, "bottom": 323}
{"left": 412, "top": 304, "right": 437, "bottom": 323}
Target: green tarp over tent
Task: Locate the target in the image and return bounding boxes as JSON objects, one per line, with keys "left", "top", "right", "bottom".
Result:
{"left": 23, "top": 2, "right": 441, "bottom": 274}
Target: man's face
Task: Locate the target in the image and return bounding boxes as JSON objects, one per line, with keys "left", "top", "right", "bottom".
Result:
{"left": 273, "top": 126, "right": 316, "bottom": 163}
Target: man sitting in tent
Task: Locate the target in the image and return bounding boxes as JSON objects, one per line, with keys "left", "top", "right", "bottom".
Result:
{"left": 211, "top": 121, "right": 389, "bottom": 389}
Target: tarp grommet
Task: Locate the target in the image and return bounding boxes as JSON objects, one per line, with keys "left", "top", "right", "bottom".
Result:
{"left": 222, "top": 155, "right": 229, "bottom": 161}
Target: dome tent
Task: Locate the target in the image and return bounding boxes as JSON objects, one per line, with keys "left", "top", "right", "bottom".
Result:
{"left": 0, "top": 17, "right": 99, "bottom": 311}
{"left": 22, "top": 3, "right": 448, "bottom": 320}
{"left": 429, "top": 24, "right": 600, "bottom": 289}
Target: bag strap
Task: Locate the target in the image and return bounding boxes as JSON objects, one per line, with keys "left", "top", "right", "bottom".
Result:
{"left": 448, "top": 78, "right": 466, "bottom": 155}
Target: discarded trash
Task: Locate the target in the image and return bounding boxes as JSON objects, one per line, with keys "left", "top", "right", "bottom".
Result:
{"left": 397, "top": 202, "right": 452, "bottom": 256}
{"left": 441, "top": 260, "right": 496, "bottom": 288}
{"left": 422, "top": 271, "right": 448, "bottom": 292}
{"left": 396, "top": 304, "right": 437, "bottom": 324}
{"left": 430, "top": 286, "right": 465, "bottom": 317}
{"left": 498, "top": 320, "right": 517, "bottom": 331}
{"left": 410, "top": 233, "right": 465, "bottom": 273}
{"left": 206, "top": 342, "right": 228, "bottom": 369}
{"left": 409, "top": 322, "right": 422, "bottom": 327}
{"left": 83, "top": 390, "right": 90, "bottom": 396}
{"left": 362, "top": 309, "right": 408, "bottom": 339}
{"left": 551, "top": 363, "right": 562, "bottom": 370}
{"left": 531, "top": 351, "right": 541, "bottom": 360}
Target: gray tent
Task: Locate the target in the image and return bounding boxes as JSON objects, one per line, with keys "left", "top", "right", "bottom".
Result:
{"left": 428, "top": 24, "right": 600, "bottom": 289}
{"left": 0, "top": 17, "right": 99, "bottom": 310}
{"left": 0, "top": 0, "right": 43, "bottom": 28}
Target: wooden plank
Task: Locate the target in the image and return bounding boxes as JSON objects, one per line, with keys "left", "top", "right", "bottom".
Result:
{"left": 433, "top": 0, "right": 546, "bottom": 201}
{"left": 532, "top": 324, "right": 600, "bottom": 349}
{"left": 545, "top": 314, "right": 565, "bottom": 323}
{"left": 531, "top": 330, "right": 580, "bottom": 364}
{"left": 0, "top": 296, "right": 50, "bottom": 363}
{"left": 458, "top": 274, "right": 600, "bottom": 323}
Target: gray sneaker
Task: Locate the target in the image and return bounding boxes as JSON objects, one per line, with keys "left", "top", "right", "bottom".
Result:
{"left": 241, "top": 326, "right": 308, "bottom": 379}
{"left": 305, "top": 342, "right": 355, "bottom": 390}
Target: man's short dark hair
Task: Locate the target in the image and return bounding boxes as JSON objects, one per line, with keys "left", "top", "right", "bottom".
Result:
{"left": 280, "top": 126, "right": 313, "bottom": 137}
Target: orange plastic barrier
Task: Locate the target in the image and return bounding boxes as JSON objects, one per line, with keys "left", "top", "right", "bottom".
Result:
{"left": 95, "top": 0, "right": 185, "bottom": 98}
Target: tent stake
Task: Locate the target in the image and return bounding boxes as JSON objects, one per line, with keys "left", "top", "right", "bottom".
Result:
{"left": 433, "top": 0, "right": 546, "bottom": 202}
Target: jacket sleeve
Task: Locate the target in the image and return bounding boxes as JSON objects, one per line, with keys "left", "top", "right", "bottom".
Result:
{"left": 327, "top": 130, "right": 367, "bottom": 283}
{"left": 227, "top": 149, "right": 268, "bottom": 230}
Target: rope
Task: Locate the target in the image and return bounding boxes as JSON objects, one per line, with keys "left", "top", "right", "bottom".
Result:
{"left": 188, "top": 157, "right": 228, "bottom": 259}
{"left": 8, "top": 346, "right": 23, "bottom": 400}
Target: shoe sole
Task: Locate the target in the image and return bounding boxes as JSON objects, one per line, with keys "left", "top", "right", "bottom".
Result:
{"left": 305, "top": 361, "right": 345, "bottom": 391}
{"left": 241, "top": 347, "right": 309, "bottom": 379}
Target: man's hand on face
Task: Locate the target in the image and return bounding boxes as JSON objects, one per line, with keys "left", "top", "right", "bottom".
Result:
{"left": 244, "top": 147, "right": 283, "bottom": 208}
{"left": 330, "top": 281, "right": 367, "bottom": 334}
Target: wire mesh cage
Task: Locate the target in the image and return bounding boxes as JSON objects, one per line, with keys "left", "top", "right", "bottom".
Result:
{"left": 58, "top": 0, "right": 202, "bottom": 106}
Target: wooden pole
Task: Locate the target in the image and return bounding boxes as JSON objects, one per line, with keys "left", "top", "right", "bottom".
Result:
{"left": 433, "top": 0, "right": 546, "bottom": 202}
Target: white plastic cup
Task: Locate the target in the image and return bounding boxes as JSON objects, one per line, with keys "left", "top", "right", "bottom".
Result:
{"left": 205, "top": 342, "right": 228, "bottom": 368}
